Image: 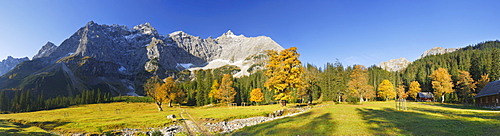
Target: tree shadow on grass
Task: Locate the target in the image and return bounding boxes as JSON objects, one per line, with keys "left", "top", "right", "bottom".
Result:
{"left": 0, "top": 119, "right": 65, "bottom": 136}
{"left": 356, "top": 107, "right": 500, "bottom": 135}
{"left": 232, "top": 111, "right": 336, "bottom": 136}
{"left": 411, "top": 107, "right": 500, "bottom": 121}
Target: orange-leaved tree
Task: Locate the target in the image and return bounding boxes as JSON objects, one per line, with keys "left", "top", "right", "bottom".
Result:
{"left": 429, "top": 68, "right": 454, "bottom": 103}
{"left": 397, "top": 85, "right": 407, "bottom": 99}
{"left": 144, "top": 76, "right": 164, "bottom": 111}
{"left": 157, "top": 77, "right": 184, "bottom": 108}
{"left": 407, "top": 81, "right": 421, "bottom": 100}
{"left": 145, "top": 76, "right": 184, "bottom": 111}
{"left": 217, "top": 74, "right": 237, "bottom": 104}
{"left": 249, "top": 88, "right": 264, "bottom": 105}
{"left": 348, "top": 65, "right": 374, "bottom": 103}
{"left": 377, "top": 79, "right": 396, "bottom": 101}
{"left": 456, "top": 70, "right": 476, "bottom": 103}
{"left": 264, "top": 47, "right": 304, "bottom": 106}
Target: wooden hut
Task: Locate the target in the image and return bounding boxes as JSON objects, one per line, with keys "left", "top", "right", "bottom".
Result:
{"left": 417, "top": 92, "right": 434, "bottom": 102}
{"left": 475, "top": 80, "right": 500, "bottom": 108}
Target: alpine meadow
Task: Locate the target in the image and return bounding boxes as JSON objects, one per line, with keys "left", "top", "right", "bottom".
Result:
{"left": 2, "top": 1, "right": 500, "bottom": 136}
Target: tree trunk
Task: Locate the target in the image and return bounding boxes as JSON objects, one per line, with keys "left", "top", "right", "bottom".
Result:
{"left": 156, "top": 102, "right": 163, "bottom": 111}
{"left": 441, "top": 95, "right": 445, "bottom": 103}
{"left": 360, "top": 94, "right": 364, "bottom": 104}
{"left": 169, "top": 102, "right": 172, "bottom": 107}
{"left": 280, "top": 100, "right": 287, "bottom": 107}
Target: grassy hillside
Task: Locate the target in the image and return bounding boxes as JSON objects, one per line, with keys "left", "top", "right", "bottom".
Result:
{"left": 233, "top": 102, "right": 500, "bottom": 135}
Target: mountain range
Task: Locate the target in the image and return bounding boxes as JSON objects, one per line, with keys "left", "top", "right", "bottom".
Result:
{"left": 0, "top": 21, "right": 283, "bottom": 98}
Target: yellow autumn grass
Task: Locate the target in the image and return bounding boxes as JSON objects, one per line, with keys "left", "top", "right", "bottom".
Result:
{"left": 0, "top": 102, "right": 180, "bottom": 135}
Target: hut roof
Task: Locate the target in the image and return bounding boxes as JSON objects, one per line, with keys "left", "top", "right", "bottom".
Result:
{"left": 418, "top": 92, "right": 434, "bottom": 98}
{"left": 475, "top": 80, "right": 500, "bottom": 98}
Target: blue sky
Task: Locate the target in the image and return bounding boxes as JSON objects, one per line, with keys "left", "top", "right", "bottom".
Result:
{"left": 1, "top": 0, "right": 499, "bottom": 67}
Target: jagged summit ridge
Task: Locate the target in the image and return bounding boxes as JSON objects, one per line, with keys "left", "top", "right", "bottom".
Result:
{"left": 0, "top": 56, "right": 29, "bottom": 76}
{"left": 419, "top": 47, "right": 459, "bottom": 59}
{"left": 0, "top": 21, "right": 284, "bottom": 96}
{"left": 33, "top": 41, "right": 57, "bottom": 59}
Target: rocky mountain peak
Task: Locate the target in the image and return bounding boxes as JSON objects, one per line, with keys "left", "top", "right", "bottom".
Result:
{"left": 224, "top": 30, "right": 235, "bottom": 36}
{"left": 33, "top": 41, "right": 58, "bottom": 59}
{"left": 218, "top": 30, "right": 245, "bottom": 39}
{"left": 419, "top": 47, "right": 459, "bottom": 59}
{"left": 133, "top": 22, "right": 158, "bottom": 35}
{"left": 378, "top": 57, "right": 411, "bottom": 72}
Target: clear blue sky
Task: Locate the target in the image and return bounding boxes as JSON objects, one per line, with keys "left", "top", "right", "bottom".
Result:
{"left": 1, "top": 0, "right": 499, "bottom": 67}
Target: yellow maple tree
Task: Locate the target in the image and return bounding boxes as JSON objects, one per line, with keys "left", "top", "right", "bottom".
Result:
{"left": 377, "top": 79, "right": 396, "bottom": 101}
{"left": 264, "top": 47, "right": 304, "bottom": 106}
{"left": 208, "top": 80, "right": 219, "bottom": 103}
{"left": 249, "top": 88, "right": 264, "bottom": 105}
{"left": 429, "top": 68, "right": 454, "bottom": 103}
{"left": 407, "top": 81, "right": 421, "bottom": 100}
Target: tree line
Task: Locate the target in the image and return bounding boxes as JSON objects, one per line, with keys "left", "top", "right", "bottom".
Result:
{"left": 0, "top": 89, "right": 111, "bottom": 113}
{"left": 146, "top": 41, "right": 500, "bottom": 107}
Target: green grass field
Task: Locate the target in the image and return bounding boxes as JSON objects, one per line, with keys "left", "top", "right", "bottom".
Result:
{"left": 233, "top": 102, "right": 500, "bottom": 135}
{"left": 1, "top": 101, "right": 500, "bottom": 135}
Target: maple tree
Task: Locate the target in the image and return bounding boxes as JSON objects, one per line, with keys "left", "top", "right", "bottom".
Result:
{"left": 455, "top": 70, "right": 476, "bottom": 103}
{"left": 217, "top": 74, "right": 237, "bottom": 104}
{"left": 264, "top": 47, "right": 304, "bottom": 106}
{"left": 144, "top": 76, "right": 185, "bottom": 111}
{"left": 348, "top": 65, "right": 374, "bottom": 103}
{"left": 476, "top": 73, "right": 490, "bottom": 92}
{"left": 144, "top": 76, "right": 165, "bottom": 111}
{"left": 377, "top": 79, "right": 396, "bottom": 101}
{"left": 249, "top": 88, "right": 264, "bottom": 105}
{"left": 407, "top": 81, "right": 421, "bottom": 100}
{"left": 429, "top": 68, "right": 454, "bottom": 103}
{"left": 208, "top": 80, "right": 219, "bottom": 103}
{"left": 397, "top": 85, "right": 407, "bottom": 99}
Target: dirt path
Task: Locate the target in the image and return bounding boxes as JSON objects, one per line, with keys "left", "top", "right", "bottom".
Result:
{"left": 180, "top": 109, "right": 211, "bottom": 136}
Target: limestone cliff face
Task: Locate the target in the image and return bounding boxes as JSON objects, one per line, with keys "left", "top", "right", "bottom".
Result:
{"left": 419, "top": 47, "right": 459, "bottom": 59}
{"left": 0, "top": 21, "right": 284, "bottom": 96}
{"left": 378, "top": 57, "right": 411, "bottom": 72}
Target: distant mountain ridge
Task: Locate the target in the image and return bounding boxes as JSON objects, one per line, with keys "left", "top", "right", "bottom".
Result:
{"left": 419, "top": 47, "right": 459, "bottom": 59}
{"left": 378, "top": 46, "right": 461, "bottom": 72}
{"left": 0, "top": 21, "right": 283, "bottom": 97}
{"left": 0, "top": 56, "right": 29, "bottom": 76}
